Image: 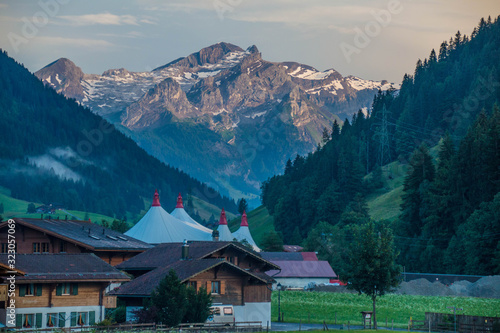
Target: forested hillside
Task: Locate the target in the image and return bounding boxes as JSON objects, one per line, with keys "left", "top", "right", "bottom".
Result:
{"left": 261, "top": 16, "right": 500, "bottom": 275}
{"left": 0, "top": 50, "right": 237, "bottom": 218}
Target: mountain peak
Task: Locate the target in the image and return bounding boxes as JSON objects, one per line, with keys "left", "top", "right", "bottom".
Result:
{"left": 154, "top": 42, "right": 244, "bottom": 71}
{"left": 35, "top": 57, "right": 84, "bottom": 101}
{"left": 246, "top": 45, "right": 259, "bottom": 54}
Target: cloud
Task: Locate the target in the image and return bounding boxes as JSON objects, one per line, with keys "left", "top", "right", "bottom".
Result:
{"left": 35, "top": 36, "right": 116, "bottom": 48}
{"left": 59, "top": 13, "right": 140, "bottom": 26}
{"left": 0, "top": 4, "right": 8, "bottom": 9}
{"left": 29, "top": 155, "right": 83, "bottom": 182}
{"left": 98, "top": 31, "right": 145, "bottom": 39}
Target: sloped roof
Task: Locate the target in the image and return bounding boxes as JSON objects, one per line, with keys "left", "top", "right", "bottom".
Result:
{"left": 125, "top": 192, "right": 212, "bottom": 244}
{"left": 266, "top": 260, "right": 336, "bottom": 278}
{"left": 261, "top": 252, "right": 304, "bottom": 261}
{"left": 0, "top": 254, "right": 130, "bottom": 282}
{"left": 116, "top": 241, "right": 279, "bottom": 271}
{"left": 111, "top": 259, "right": 274, "bottom": 297}
{"left": 0, "top": 218, "right": 152, "bottom": 251}
{"left": 260, "top": 252, "right": 318, "bottom": 261}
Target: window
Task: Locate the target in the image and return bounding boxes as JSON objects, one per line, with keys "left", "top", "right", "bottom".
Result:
{"left": 2, "top": 243, "right": 16, "bottom": 253}
{"left": 23, "top": 314, "right": 34, "bottom": 328}
{"left": 77, "top": 312, "right": 87, "bottom": 326}
{"left": 56, "top": 283, "right": 78, "bottom": 296}
{"left": 25, "top": 284, "right": 34, "bottom": 296}
{"left": 211, "top": 281, "right": 220, "bottom": 294}
{"left": 33, "top": 242, "right": 41, "bottom": 253}
{"left": 42, "top": 242, "right": 50, "bottom": 253}
{"left": 188, "top": 281, "right": 197, "bottom": 290}
{"left": 59, "top": 242, "right": 67, "bottom": 253}
{"left": 47, "top": 313, "right": 58, "bottom": 327}
{"left": 70, "top": 311, "right": 95, "bottom": 327}
{"left": 62, "top": 283, "right": 71, "bottom": 295}
{"left": 19, "top": 284, "right": 41, "bottom": 297}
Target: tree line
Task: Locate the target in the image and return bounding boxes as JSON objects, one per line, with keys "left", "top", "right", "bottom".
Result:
{"left": 0, "top": 50, "right": 237, "bottom": 219}
{"left": 261, "top": 16, "right": 500, "bottom": 275}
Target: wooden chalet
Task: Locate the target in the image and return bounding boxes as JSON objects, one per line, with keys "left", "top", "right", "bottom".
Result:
{"left": 0, "top": 254, "right": 130, "bottom": 329}
{"left": 0, "top": 218, "right": 152, "bottom": 266}
{"left": 112, "top": 241, "right": 280, "bottom": 324}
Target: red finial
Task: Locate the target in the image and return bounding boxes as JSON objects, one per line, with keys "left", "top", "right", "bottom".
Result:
{"left": 176, "top": 193, "right": 184, "bottom": 208}
{"left": 240, "top": 210, "right": 248, "bottom": 227}
{"left": 152, "top": 189, "right": 161, "bottom": 207}
{"left": 219, "top": 208, "right": 227, "bottom": 225}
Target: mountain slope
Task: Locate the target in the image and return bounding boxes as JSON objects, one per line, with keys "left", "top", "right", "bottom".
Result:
{"left": 0, "top": 49, "right": 237, "bottom": 219}
{"left": 35, "top": 42, "right": 396, "bottom": 203}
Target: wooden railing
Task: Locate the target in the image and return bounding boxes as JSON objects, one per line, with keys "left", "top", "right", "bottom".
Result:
{"left": 11, "top": 321, "right": 263, "bottom": 333}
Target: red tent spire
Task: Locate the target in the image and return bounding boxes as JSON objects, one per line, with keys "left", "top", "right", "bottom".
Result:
{"left": 152, "top": 189, "right": 161, "bottom": 207}
{"left": 240, "top": 210, "right": 249, "bottom": 227}
{"left": 219, "top": 208, "right": 228, "bottom": 225}
{"left": 176, "top": 193, "right": 184, "bottom": 208}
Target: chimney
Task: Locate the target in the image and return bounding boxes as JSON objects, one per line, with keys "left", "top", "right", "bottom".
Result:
{"left": 212, "top": 230, "right": 220, "bottom": 242}
{"left": 181, "top": 239, "right": 190, "bottom": 260}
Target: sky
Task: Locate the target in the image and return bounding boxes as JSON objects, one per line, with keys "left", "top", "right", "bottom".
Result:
{"left": 1, "top": 0, "right": 499, "bottom": 83}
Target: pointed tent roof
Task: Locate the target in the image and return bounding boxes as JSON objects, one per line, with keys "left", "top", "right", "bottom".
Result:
{"left": 232, "top": 211, "right": 261, "bottom": 252}
{"left": 217, "top": 208, "right": 234, "bottom": 241}
{"left": 125, "top": 191, "right": 212, "bottom": 244}
{"left": 170, "top": 193, "right": 213, "bottom": 234}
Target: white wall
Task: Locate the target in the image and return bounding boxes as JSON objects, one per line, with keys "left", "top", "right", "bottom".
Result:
{"left": 274, "top": 277, "right": 330, "bottom": 289}
{"left": 234, "top": 302, "right": 270, "bottom": 326}
{"left": 1, "top": 305, "right": 104, "bottom": 328}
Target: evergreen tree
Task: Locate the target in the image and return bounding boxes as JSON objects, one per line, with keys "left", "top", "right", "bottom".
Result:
{"left": 0, "top": 202, "right": 3, "bottom": 214}
{"left": 27, "top": 203, "right": 35, "bottom": 214}
{"left": 261, "top": 230, "right": 284, "bottom": 251}
{"left": 151, "top": 270, "right": 187, "bottom": 326}
{"left": 237, "top": 198, "right": 248, "bottom": 215}
{"left": 289, "top": 226, "right": 302, "bottom": 245}
{"left": 331, "top": 120, "right": 341, "bottom": 140}
{"left": 183, "top": 286, "right": 212, "bottom": 323}
{"left": 321, "top": 127, "right": 331, "bottom": 144}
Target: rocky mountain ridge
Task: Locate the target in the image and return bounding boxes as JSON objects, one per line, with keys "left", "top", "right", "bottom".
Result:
{"left": 35, "top": 42, "right": 396, "bottom": 203}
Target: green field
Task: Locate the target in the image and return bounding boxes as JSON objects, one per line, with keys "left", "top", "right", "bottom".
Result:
{"left": 0, "top": 186, "right": 116, "bottom": 223}
{"left": 271, "top": 291, "right": 500, "bottom": 328}
{"left": 228, "top": 205, "right": 275, "bottom": 246}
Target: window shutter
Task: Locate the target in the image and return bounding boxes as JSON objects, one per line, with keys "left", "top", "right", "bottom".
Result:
{"left": 89, "top": 311, "right": 95, "bottom": 325}
{"left": 16, "top": 314, "right": 22, "bottom": 328}
{"left": 36, "top": 284, "right": 42, "bottom": 296}
{"left": 220, "top": 281, "right": 226, "bottom": 295}
{"left": 70, "top": 312, "right": 77, "bottom": 326}
{"left": 58, "top": 312, "right": 66, "bottom": 328}
{"left": 206, "top": 281, "right": 211, "bottom": 293}
{"left": 35, "top": 313, "right": 42, "bottom": 328}
{"left": 71, "top": 283, "right": 78, "bottom": 295}
{"left": 19, "top": 285, "right": 25, "bottom": 297}
{"left": 56, "top": 284, "right": 62, "bottom": 296}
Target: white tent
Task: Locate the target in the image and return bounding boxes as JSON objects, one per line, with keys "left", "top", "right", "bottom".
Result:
{"left": 125, "top": 190, "right": 212, "bottom": 244}
{"left": 233, "top": 211, "right": 261, "bottom": 252}
{"left": 170, "top": 193, "right": 213, "bottom": 234}
{"left": 217, "top": 208, "right": 234, "bottom": 241}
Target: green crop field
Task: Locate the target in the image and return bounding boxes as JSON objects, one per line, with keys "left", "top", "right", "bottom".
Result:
{"left": 271, "top": 291, "right": 500, "bottom": 328}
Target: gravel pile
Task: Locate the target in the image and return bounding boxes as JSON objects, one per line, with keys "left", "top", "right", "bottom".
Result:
{"left": 314, "top": 275, "right": 500, "bottom": 298}
{"left": 393, "top": 276, "right": 500, "bottom": 298}
{"left": 395, "top": 278, "right": 455, "bottom": 296}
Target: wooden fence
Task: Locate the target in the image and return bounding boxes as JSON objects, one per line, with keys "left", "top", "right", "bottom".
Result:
{"left": 7, "top": 321, "right": 263, "bottom": 333}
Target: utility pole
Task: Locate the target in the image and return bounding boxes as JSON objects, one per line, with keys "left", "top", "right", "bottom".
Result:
{"left": 447, "top": 306, "right": 463, "bottom": 333}
{"left": 378, "top": 105, "right": 391, "bottom": 167}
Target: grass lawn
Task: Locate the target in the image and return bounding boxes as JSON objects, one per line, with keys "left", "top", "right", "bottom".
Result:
{"left": 271, "top": 291, "right": 500, "bottom": 328}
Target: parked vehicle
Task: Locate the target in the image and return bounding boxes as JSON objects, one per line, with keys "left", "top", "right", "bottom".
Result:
{"left": 206, "top": 304, "right": 234, "bottom": 324}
